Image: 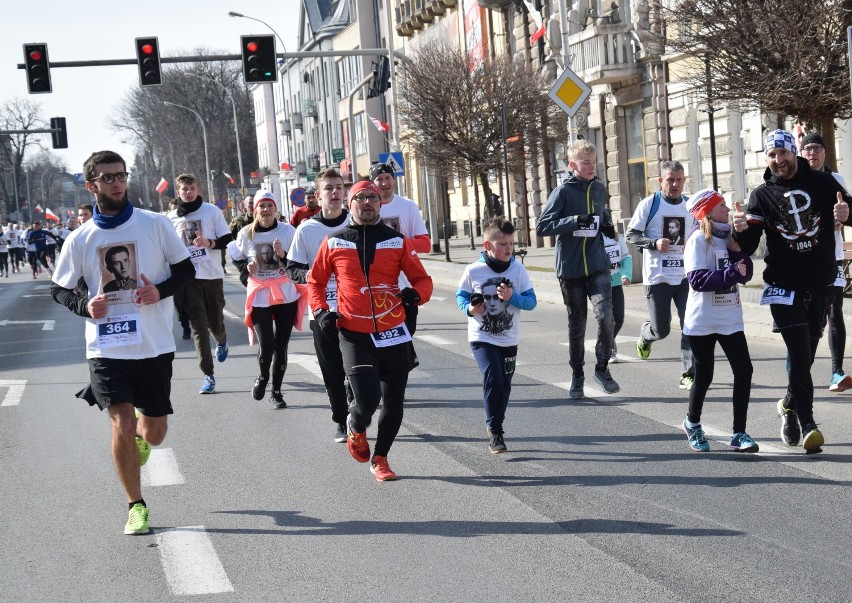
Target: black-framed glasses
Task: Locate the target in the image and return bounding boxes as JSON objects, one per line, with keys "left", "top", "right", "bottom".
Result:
{"left": 802, "top": 144, "right": 824, "bottom": 153}
{"left": 90, "top": 172, "right": 129, "bottom": 184}
{"left": 352, "top": 194, "right": 380, "bottom": 204}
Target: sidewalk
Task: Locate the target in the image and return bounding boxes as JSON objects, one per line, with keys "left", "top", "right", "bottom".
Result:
{"left": 419, "top": 234, "right": 835, "bottom": 342}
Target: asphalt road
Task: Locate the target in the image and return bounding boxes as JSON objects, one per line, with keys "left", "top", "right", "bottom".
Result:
{"left": 1, "top": 260, "right": 851, "bottom": 602}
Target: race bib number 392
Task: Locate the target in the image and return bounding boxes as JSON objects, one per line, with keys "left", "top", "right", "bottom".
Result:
{"left": 370, "top": 323, "right": 412, "bottom": 348}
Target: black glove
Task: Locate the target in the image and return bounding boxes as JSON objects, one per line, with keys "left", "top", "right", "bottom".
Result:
{"left": 576, "top": 214, "right": 595, "bottom": 228}
{"left": 397, "top": 287, "right": 421, "bottom": 307}
{"left": 315, "top": 309, "right": 339, "bottom": 337}
{"left": 601, "top": 222, "right": 616, "bottom": 239}
{"left": 469, "top": 292, "right": 484, "bottom": 307}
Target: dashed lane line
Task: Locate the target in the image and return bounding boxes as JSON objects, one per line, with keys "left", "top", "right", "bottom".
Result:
{"left": 141, "top": 448, "right": 185, "bottom": 487}
{"left": 415, "top": 334, "right": 455, "bottom": 346}
{"left": 156, "top": 526, "right": 234, "bottom": 596}
{"left": 0, "top": 380, "right": 26, "bottom": 406}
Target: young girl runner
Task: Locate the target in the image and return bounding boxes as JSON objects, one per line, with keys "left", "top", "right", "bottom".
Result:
{"left": 681, "top": 189, "right": 758, "bottom": 452}
{"left": 233, "top": 190, "right": 306, "bottom": 408}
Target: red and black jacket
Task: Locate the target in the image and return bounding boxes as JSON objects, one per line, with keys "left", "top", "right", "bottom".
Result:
{"left": 307, "top": 220, "right": 432, "bottom": 334}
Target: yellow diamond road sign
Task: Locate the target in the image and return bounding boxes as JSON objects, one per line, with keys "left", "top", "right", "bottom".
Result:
{"left": 548, "top": 67, "right": 592, "bottom": 117}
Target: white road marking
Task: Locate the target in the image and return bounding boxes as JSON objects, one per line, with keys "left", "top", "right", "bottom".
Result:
{"left": 0, "top": 319, "right": 55, "bottom": 330}
{"left": 407, "top": 371, "right": 433, "bottom": 379}
{"left": 415, "top": 334, "right": 455, "bottom": 346}
{"left": 0, "top": 380, "right": 26, "bottom": 406}
{"left": 289, "top": 353, "right": 324, "bottom": 379}
{"left": 222, "top": 309, "right": 242, "bottom": 321}
{"left": 156, "top": 526, "right": 234, "bottom": 596}
{"left": 33, "top": 285, "right": 51, "bottom": 290}
{"left": 21, "top": 293, "right": 52, "bottom": 297}
{"left": 431, "top": 296, "right": 447, "bottom": 302}
{"left": 141, "top": 448, "right": 185, "bottom": 487}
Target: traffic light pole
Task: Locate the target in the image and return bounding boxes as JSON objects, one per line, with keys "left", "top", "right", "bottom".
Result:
{"left": 347, "top": 73, "right": 377, "bottom": 181}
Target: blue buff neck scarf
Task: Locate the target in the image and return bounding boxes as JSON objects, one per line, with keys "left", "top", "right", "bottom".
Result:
{"left": 93, "top": 201, "right": 134, "bottom": 230}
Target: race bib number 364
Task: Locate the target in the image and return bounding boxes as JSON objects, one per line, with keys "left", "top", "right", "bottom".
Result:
{"left": 96, "top": 313, "right": 141, "bottom": 348}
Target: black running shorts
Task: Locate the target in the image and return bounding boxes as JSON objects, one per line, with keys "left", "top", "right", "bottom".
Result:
{"left": 77, "top": 352, "right": 175, "bottom": 417}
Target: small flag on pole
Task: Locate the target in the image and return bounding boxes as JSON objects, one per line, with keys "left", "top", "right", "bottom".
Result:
{"left": 368, "top": 115, "right": 391, "bottom": 133}
{"left": 45, "top": 207, "right": 60, "bottom": 222}
{"left": 522, "top": 0, "right": 547, "bottom": 44}
{"left": 222, "top": 172, "right": 236, "bottom": 185}
{"left": 155, "top": 178, "right": 169, "bottom": 193}
{"left": 35, "top": 204, "right": 43, "bottom": 213}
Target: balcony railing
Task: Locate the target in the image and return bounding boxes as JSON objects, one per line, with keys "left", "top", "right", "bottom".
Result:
{"left": 567, "top": 22, "right": 639, "bottom": 86}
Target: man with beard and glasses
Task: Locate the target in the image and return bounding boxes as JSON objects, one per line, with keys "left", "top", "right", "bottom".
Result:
{"left": 167, "top": 173, "right": 234, "bottom": 394}
{"left": 733, "top": 130, "right": 852, "bottom": 453}
{"left": 51, "top": 150, "right": 194, "bottom": 535}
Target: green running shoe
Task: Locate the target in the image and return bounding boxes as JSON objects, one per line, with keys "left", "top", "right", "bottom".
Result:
{"left": 636, "top": 337, "right": 652, "bottom": 360}
{"left": 136, "top": 436, "right": 151, "bottom": 466}
{"left": 124, "top": 503, "right": 150, "bottom": 535}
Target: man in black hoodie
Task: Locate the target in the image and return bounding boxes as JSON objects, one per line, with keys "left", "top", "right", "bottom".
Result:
{"left": 733, "top": 129, "right": 851, "bottom": 452}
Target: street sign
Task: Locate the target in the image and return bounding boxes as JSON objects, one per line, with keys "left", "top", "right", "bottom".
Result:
{"left": 332, "top": 147, "right": 345, "bottom": 163}
{"left": 548, "top": 67, "right": 592, "bottom": 117}
{"left": 280, "top": 169, "right": 298, "bottom": 181}
{"left": 290, "top": 187, "right": 306, "bottom": 207}
{"left": 378, "top": 151, "right": 405, "bottom": 177}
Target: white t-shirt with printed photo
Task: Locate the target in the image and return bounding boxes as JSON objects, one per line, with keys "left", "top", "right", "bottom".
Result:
{"left": 458, "top": 259, "right": 533, "bottom": 347}
{"left": 627, "top": 195, "right": 693, "bottom": 285}
{"left": 52, "top": 209, "right": 190, "bottom": 359}
{"left": 683, "top": 231, "right": 743, "bottom": 336}
{"left": 287, "top": 216, "right": 347, "bottom": 314}
{"left": 234, "top": 222, "right": 300, "bottom": 308}
{"left": 167, "top": 202, "right": 230, "bottom": 280}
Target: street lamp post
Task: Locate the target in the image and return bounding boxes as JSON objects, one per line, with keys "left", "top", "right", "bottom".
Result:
{"left": 228, "top": 11, "right": 287, "bottom": 202}
{"left": 186, "top": 72, "right": 246, "bottom": 190}
{"left": 164, "top": 101, "right": 213, "bottom": 202}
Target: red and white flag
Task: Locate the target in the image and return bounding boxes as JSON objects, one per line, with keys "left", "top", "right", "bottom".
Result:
{"left": 368, "top": 115, "right": 391, "bottom": 133}
{"left": 45, "top": 207, "right": 60, "bottom": 222}
{"left": 155, "top": 178, "right": 169, "bottom": 193}
{"left": 222, "top": 172, "right": 236, "bottom": 185}
{"left": 522, "top": 0, "right": 547, "bottom": 44}
{"left": 34, "top": 204, "right": 43, "bottom": 213}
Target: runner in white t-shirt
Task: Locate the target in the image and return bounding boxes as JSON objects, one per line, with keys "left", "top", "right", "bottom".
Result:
{"left": 370, "top": 161, "right": 431, "bottom": 335}
{"left": 233, "top": 189, "right": 301, "bottom": 408}
{"left": 50, "top": 150, "right": 194, "bottom": 536}
{"left": 167, "top": 173, "right": 234, "bottom": 394}
{"left": 626, "top": 160, "right": 695, "bottom": 389}
{"left": 286, "top": 168, "right": 352, "bottom": 442}
{"left": 5, "top": 223, "right": 23, "bottom": 273}
{"left": 681, "top": 189, "right": 757, "bottom": 454}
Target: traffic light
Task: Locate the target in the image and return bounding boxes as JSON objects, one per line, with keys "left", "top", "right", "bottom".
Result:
{"left": 50, "top": 117, "right": 67, "bottom": 149}
{"left": 240, "top": 35, "right": 278, "bottom": 83}
{"left": 367, "top": 56, "right": 391, "bottom": 99}
{"left": 23, "top": 43, "right": 52, "bottom": 94}
{"left": 135, "top": 37, "right": 162, "bottom": 86}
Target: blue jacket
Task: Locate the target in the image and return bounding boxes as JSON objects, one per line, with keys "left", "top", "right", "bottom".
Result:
{"left": 535, "top": 173, "right": 611, "bottom": 279}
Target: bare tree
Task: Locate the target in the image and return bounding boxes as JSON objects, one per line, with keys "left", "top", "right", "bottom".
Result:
{"left": 0, "top": 98, "right": 50, "bottom": 219}
{"left": 111, "top": 50, "right": 257, "bottom": 204}
{"left": 662, "top": 0, "right": 852, "bottom": 167}
{"left": 397, "top": 41, "right": 566, "bottom": 225}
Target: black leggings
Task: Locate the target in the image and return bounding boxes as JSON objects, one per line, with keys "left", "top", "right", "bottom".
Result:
{"left": 0, "top": 252, "right": 7, "bottom": 274}
{"left": 339, "top": 328, "right": 412, "bottom": 458}
{"left": 687, "top": 331, "right": 753, "bottom": 434}
{"left": 828, "top": 287, "right": 845, "bottom": 374}
{"left": 250, "top": 302, "right": 298, "bottom": 390}
{"left": 611, "top": 284, "right": 625, "bottom": 339}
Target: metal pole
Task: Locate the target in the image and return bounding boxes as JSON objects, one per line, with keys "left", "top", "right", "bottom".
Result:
{"left": 500, "top": 104, "right": 513, "bottom": 224}
{"left": 348, "top": 74, "right": 376, "bottom": 181}
{"left": 164, "top": 101, "right": 213, "bottom": 202}
{"left": 705, "top": 56, "right": 718, "bottom": 190}
{"left": 10, "top": 167, "right": 20, "bottom": 221}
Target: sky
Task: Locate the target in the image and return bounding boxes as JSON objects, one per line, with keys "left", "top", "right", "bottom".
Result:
{"left": 2, "top": 0, "right": 300, "bottom": 173}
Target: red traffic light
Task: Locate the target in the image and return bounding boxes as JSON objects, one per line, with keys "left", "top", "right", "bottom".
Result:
{"left": 247, "top": 41, "right": 258, "bottom": 52}
{"left": 141, "top": 44, "right": 154, "bottom": 55}
{"left": 29, "top": 50, "right": 43, "bottom": 61}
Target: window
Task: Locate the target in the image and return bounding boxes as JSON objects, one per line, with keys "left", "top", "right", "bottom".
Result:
{"left": 624, "top": 103, "right": 647, "bottom": 209}
{"left": 354, "top": 113, "right": 367, "bottom": 156}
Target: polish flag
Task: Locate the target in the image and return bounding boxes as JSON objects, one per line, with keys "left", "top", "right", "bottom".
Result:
{"left": 523, "top": 0, "right": 547, "bottom": 44}
{"left": 155, "top": 178, "right": 169, "bottom": 193}
{"left": 45, "top": 207, "right": 60, "bottom": 222}
{"left": 222, "top": 172, "right": 236, "bottom": 185}
{"left": 369, "top": 115, "right": 391, "bottom": 132}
